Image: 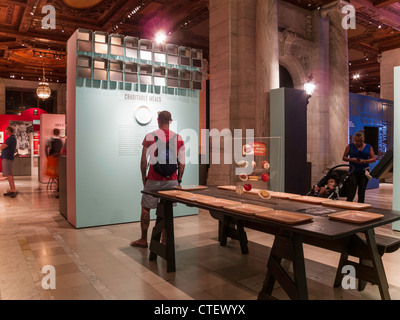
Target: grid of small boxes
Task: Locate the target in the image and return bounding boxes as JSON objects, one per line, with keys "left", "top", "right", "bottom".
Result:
{"left": 75, "top": 29, "right": 203, "bottom": 90}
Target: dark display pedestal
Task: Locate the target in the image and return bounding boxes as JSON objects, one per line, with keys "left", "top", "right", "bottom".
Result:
{"left": 271, "top": 88, "right": 310, "bottom": 195}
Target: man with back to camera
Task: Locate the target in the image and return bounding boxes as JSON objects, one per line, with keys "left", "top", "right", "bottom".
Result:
{"left": 130, "top": 111, "right": 185, "bottom": 248}
{"left": 1, "top": 126, "right": 17, "bottom": 198}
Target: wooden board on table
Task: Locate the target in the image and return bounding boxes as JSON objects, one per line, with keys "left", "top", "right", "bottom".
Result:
{"left": 175, "top": 192, "right": 198, "bottom": 201}
{"left": 223, "top": 204, "right": 274, "bottom": 216}
{"left": 271, "top": 192, "right": 300, "bottom": 199}
{"left": 289, "top": 196, "right": 333, "bottom": 205}
{"left": 328, "top": 211, "right": 384, "bottom": 224}
{"left": 175, "top": 185, "right": 208, "bottom": 191}
{"left": 158, "top": 190, "right": 187, "bottom": 198}
{"left": 197, "top": 197, "right": 242, "bottom": 208}
{"left": 217, "top": 186, "right": 236, "bottom": 191}
{"left": 323, "top": 200, "right": 372, "bottom": 210}
{"left": 175, "top": 193, "right": 217, "bottom": 203}
{"left": 255, "top": 210, "right": 314, "bottom": 225}
{"left": 194, "top": 195, "right": 217, "bottom": 202}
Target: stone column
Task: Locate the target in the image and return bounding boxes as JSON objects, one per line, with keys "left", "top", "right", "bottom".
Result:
{"left": 0, "top": 79, "right": 5, "bottom": 114}
{"left": 380, "top": 48, "right": 400, "bottom": 101}
{"left": 208, "top": 0, "right": 236, "bottom": 185}
{"left": 255, "top": 0, "right": 280, "bottom": 138}
{"left": 208, "top": 0, "right": 259, "bottom": 186}
{"left": 321, "top": 0, "right": 350, "bottom": 167}
{"left": 56, "top": 84, "right": 67, "bottom": 115}
{"left": 307, "top": 9, "right": 330, "bottom": 184}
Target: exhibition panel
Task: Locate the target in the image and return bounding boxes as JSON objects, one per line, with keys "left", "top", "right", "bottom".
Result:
{"left": 67, "top": 29, "right": 202, "bottom": 228}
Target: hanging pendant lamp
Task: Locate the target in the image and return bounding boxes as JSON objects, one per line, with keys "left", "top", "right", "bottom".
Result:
{"left": 36, "top": 68, "right": 51, "bottom": 100}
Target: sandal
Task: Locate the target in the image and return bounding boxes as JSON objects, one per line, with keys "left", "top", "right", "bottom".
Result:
{"left": 129, "top": 241, "right": 148, "bottom": 248}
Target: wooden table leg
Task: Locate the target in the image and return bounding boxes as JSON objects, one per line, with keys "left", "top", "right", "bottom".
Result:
{"left": 217, "top": 214, "right": 249, "bottom": 255}
{"left": 364, "top": 229, "right": 391, "bottom": 300}
{"left": 149, "top": 200, "right": 176, "bottom": 273}
{"left": 258, "top": 234, "right": 308, "bottom": 300}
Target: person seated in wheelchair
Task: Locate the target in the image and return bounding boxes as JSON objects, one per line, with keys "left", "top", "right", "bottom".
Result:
{"left": 313, "top": 178, "right": 338, "bottom": 198}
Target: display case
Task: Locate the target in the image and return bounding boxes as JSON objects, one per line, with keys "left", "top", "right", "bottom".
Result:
{"left": 154, "top": 43, "right": 166, "bottom": 64}
{"left": 139, "top": 39, "right": 153, "bottom": 61}
{"left": 167, "top": 68, "right": 179, "bottom": 88}
{"left": 179, "top": 46, "right": 191, "bottom": 67}
{"left": 191, "top": 49, "right": 203, "bottom": 68}
{"left": 154, "top": 66, "right": 166, "bottom": 86}
{"left": 192, "top": 71, "right": 202, "bottom": 90}
{"left": 180, "top": 69, "right": 191, "bottom": 89}
{"left": 77, "top": 29, "right": 92, "bottom": 52}
{"left": 109, "top": 34, "right": 124, "bottom": 57}
{"left": 109, "top": 60, "right": 123, "bottom": 82}
{"left": 77, "top": 55, "right": 92, "bottom": 79}
{"left": 139, "top": 63, "right": 153, "bottom": 85}
{"left": 224, "top": 137, "right": 283, "bottom": 206}
{"left": 125, "top": 36, "right": 139, "bottom": 59}
{"left": 125, "top": 62, "right": 138, "bottom": 83}
{"left": 93, "top": 57, "right": 108, "bottom": 80}
{"left": 166, "top": 44, "right": 179, "bottom": 65}
{"left": 94, "top": 31, "right": 108, "bottom": 55}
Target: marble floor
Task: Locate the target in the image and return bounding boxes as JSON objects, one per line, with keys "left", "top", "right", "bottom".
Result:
{"left": 1, "top": 177, "right": 400, "bottom": 300}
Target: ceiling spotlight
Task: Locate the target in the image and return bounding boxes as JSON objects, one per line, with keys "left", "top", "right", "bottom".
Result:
{"left": 155, "top": 31, "right": 167, "bottom": 44}
{"left": 378, "top": 23, "right": 382, "bottom": 29}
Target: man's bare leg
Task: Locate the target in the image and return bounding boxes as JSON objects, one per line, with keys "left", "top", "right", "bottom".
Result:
{"left": 130, "top": 206, "right": 150, "bottom": 247}
{"left": 7, "top": 175, "right": 16, "bottom": 193}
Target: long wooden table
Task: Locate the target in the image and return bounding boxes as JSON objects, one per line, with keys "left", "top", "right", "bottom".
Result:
{"left": 142, "top": 186, "right": 400, "bottom": 300}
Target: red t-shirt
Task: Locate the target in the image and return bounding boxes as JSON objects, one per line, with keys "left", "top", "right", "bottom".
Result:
{"left": 142, "top": 129, "right": 185, "bottom": 181}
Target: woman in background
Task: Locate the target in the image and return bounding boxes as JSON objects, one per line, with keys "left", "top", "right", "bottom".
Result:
{"left": 342, "top": 131, "right": 376, "bottom": 203}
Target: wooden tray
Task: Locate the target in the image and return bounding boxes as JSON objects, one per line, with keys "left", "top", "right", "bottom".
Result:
{"left": 194, "top": 195, "right": 217, "bottom": 202}
{"left": 271, "top": 192, "right": 300, "bottom": 199}
{"left": 175, "top": 192, "right": 198, "bottom": 201}
{"left": 255, "top": 210, "right": 314, "bottom": 225}
{"left": 158, "top": 190, "right": 187, "bottom": 197}
{"left": 217, "top": 186, "right": 236, "bottom": 191}
{"left": 197, "top": 198, "right": 242, "bottom": 208}
{"left": 289, "top": 196, "right": 333, "bottom": 205}
{"left": 323, "top": 200, "right": 372, "bottom": 210}
{"left": 223, "top": 204, "right": 274, "bottom": 216}
{"left": 328, "top": 211, "right": 384, "bottom": 224}
{"left": 175, "top": 185, "right": 208, "bottom": 191}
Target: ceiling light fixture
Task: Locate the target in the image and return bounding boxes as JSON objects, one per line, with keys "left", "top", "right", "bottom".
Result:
{"left": 155, "top": 31, "right": 167, "bottom": 44}
{"left": 36, "top": 68, "right": 51, "bottom": 100}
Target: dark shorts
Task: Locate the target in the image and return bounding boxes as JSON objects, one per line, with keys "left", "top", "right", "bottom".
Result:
{"left": 141, "top": 180, "right": 179, "bottom": 210}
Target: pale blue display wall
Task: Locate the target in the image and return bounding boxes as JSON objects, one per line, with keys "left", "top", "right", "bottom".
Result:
{"left": 75, "top": 88, "right": 199, "bottom": 228}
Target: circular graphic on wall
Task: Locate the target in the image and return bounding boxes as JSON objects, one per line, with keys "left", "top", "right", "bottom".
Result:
{"left": 135, "top": 106, "right": 153, "bottom": 126}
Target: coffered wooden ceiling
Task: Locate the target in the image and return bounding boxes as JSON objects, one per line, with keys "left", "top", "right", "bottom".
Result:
{"left": 0, "top": 0, "right": 209, "bottom": 84}
{"left": 0, "top": 0, "right": 399, "bottom": 95}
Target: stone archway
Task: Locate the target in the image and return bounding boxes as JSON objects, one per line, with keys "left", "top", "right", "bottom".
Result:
{"left": 279, "top": 55, "right": 307, "bottom": 91}
{"left": 279, "top": 65, "right": 294, "bottom": 89}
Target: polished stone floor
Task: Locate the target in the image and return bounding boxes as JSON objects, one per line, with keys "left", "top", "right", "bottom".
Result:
{"left": 1, "top": 177, "right": 400, "bottom": 300}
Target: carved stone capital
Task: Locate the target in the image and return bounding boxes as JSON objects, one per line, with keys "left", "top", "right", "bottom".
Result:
{"left": 320, "top": 0, "right": 351, "bottom": 19}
